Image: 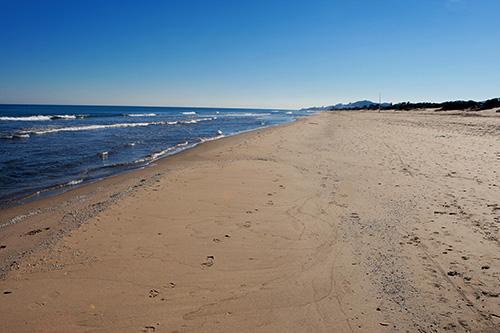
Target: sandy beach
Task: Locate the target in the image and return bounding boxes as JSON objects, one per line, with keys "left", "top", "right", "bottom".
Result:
{"left": 1, "top": 109, "right": 500, "bottom": 332}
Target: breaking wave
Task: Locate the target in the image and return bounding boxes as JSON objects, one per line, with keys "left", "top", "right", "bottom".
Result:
{"left": 124, "top": 113, "right": 157, "bottom": 117}
{"left": 12, "top": 118, "right": 215, "bottom": 136}
{"left": 0, "top": 114, "right": 87, "bottom": 121}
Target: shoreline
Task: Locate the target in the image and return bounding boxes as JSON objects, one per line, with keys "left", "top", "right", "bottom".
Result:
{"left": 1, "top": 110, "right": 500, "bottom": 331}
{"left": 0, "top": 119, "right": 299, "bottom": 276}
{"left": 0, "top": 117, "right": 300, "bottom": 211}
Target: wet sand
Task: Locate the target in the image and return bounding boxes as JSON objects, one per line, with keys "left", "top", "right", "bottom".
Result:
{"left": 1, "top": 110, "right": 500, "bottom": 332}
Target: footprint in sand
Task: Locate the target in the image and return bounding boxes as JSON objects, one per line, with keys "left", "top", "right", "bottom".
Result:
{"left": 28, "top": 302, "right": 45, "bottom": 309}
{"left": 25, "top": 229, "right": 42, "bottom": 236}
{"left": 201, "top": 256, "right": 214, "bottom": 267}
{"left": 214, "top": 235, "right": 230, "bottom": 242}
{"left": 340, "top": 280, "right": 353, "bottom": 294}
{"left": 25, "top": 227, "right": 50, "bottom": 236}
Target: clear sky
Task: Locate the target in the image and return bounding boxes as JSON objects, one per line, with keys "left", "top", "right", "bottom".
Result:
{"left": 1, "top": 0, "right": 499, "bottom": 109}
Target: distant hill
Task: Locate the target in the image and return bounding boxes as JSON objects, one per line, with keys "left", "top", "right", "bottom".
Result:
{"left": 302, "top": 98, "right": 500, "bottom": 112}
{"left": 384, "top": 98, "right": 500, "bottom": 111}
{"left": 301, "top": 100, "right": 390, "bottom": 111}
{"left": 331, "top": 100, "right": 392, "bottom": 110}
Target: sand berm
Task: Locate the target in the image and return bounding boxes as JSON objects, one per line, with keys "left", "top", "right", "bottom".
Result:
{"left": 1, "top": 110, "right": 500, "bottom": 332}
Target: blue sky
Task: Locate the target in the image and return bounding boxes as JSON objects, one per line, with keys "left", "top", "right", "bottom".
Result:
{"left": 1, "top": 0, "right": 499, "bottom": 109}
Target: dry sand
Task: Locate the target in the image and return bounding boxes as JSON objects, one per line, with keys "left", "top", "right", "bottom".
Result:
{"left": 1, "top": 110, "right": 500, "bottom": 332}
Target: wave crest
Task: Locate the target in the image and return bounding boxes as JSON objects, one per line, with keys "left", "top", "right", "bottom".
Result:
{"left": 8, "top": 117, "right": 215, "bottom": 137}
{"left": 124, "top": 113, "right": 157, "bottom": 117}
{"left": 0, "top": 114, "right": 82, "bottom": 121}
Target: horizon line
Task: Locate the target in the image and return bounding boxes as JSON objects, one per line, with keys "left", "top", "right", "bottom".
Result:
{"left": 0, "top": 103, "right": 297, "bottom": 111}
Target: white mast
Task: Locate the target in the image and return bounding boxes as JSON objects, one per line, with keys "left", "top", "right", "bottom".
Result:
{"left": 378, "top": 93, "right": 381, "bottom": 113}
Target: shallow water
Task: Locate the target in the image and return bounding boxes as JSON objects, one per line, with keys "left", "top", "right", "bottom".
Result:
{"left": 0, "top": 104, "right": 313, "bottom": 207}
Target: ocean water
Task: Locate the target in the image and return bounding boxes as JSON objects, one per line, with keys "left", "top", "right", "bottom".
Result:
{"left": 0, "top": 104, "right": 312, "bottom": 208}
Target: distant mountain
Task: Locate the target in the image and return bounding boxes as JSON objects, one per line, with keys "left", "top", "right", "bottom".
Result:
{"left": 331, "top": 100, "right": 392, "bottom": 109}
{"left": 302, "top": 97, "right": 500, "bottom": 112}
{"left": 301, "top": 100, "right": 390, "bottom": 111}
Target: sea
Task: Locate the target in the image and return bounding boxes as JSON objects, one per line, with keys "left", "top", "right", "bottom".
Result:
{"left": 0, "top": 104, "right": 313, "bottom": 208}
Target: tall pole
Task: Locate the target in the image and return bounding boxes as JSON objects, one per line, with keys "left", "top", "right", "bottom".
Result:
{"left": 378, "top": 93, "right": 381, "bottom": 113}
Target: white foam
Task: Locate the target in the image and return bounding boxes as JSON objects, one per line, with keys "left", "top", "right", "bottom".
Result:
{"left": 51, "top": 115, "right": 77, "bottom": 119}
{"left": 67, "top": 179, "right": 83, "bottom": 186}
{"left": 0, "top": 114, "right": 78, "bottom": 121}
{"left": 6, "top": 116, "right": 216, "bottom": 139}
{"left": 179, "top": 117, "right": 214, "bottom": 124}
{"left": 135, "top": 141, "right": 190, "bottom": 163}
{"left": 1, "top": 133, "right": 30, "bottom": 139}
{"left": 150, "top": 141, "right": 190, "bottom": 160}
{"left": 182, "top": 111, "right": 196, "bottom": 115}
{"left": 218, "top": 113, "right": 271, "bottom": 117}
{"left": 2, "top": 133, "right": 31, "bottom": 139}
{"left": 27, "top": 121, "right": 167, "bottom": 135}
{"left": 0, "top": 115, "right": 52, "bottom": 121}
{"left": 199, "top": 134, "right": 225, "bottom": 143}
{"left": 125, "top": 113, "right": 157, "bottom": 117}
